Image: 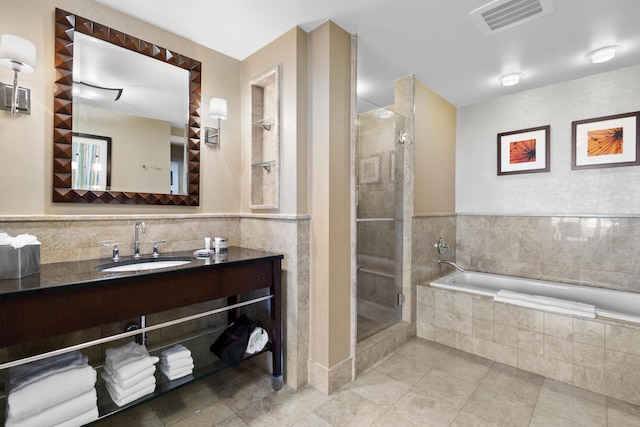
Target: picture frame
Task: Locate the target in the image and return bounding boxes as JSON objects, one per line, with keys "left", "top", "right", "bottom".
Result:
{"left": 71, "top": 133, "right": 111, "bottom": 191}
{"left": 571, "top": 111, "right": 640, "bottom": 170}
{"left": 497, "top": 125, "right": 550, "bottom": 175}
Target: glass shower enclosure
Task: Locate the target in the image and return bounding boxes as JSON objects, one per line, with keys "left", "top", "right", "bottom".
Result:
{"left": 356, "top": 98, "right": 405, "bottom": 341}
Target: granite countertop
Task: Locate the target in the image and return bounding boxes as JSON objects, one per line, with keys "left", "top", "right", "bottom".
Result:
{"left": 0, "top": 247, "right": 283, "bottom": 298}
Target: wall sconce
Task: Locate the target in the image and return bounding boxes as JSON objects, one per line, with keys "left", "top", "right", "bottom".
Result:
{"left": 205, "top": 97, "right": 228, "bottom": 148}
{"left": 0, "top": 35, "right": 36, "bottom": 115}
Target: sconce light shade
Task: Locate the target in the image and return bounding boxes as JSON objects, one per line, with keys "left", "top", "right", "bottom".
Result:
{"left": 206, "top": 97, "right": 228, "bottom": 148}
{"left": 0, "top": 35, "right": 36, "bottom": 73}
{"left": 0, "top": 34, "right": 36, "bottom": 115}
{"left": 209, "top": 97, "right": 228, "bottom": 120}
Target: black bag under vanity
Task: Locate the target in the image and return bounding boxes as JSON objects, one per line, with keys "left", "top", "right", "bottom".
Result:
{"left": 210, "top": 314, "right": 261, "bottom": 369}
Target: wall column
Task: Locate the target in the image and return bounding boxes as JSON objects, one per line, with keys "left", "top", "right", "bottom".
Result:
{"left": 307, "top": 21, "right": 353, "bottom": 394}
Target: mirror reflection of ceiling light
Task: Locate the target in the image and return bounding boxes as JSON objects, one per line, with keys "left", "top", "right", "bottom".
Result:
{"left": 586, "top": 45, "right": 620, "bottom": 64}
{"left": 499, "top": 72, "right": 524, "bottom": 87}
{"left": 73, "top": 81, "right": 123, "bottom": 101}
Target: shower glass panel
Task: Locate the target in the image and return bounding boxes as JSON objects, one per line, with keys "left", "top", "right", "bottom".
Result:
{"left": 356, "top": 98, "right": 404, "bottom": 342}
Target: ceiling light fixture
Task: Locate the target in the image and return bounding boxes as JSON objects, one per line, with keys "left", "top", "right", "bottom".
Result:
{"left": 586, "top": 45, "right": 620, "bottom": 64}
{"left": 499, "top": 72, "right": 524, "bottom": 87}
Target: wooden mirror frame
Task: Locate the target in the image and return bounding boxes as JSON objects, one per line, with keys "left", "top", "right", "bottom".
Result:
{"left": 53, "top": 8, "right": 201, "bottom": 205}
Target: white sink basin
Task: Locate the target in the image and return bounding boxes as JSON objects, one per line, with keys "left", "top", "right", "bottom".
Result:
{"left": 97, "top": 257, "right": 194, "bottom": 272}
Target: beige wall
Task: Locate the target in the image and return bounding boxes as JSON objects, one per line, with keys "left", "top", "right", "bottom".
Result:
{"left": 414, "top": 80, "right": 456, "bottom": 215}
{"left": 0, "top": 0, "right": 242, "bottom": 215}
{"left": 241, "top": 27, "right": 309, "bottom": 215}
{"left": 308, "top": 21, "right": 353, "bottom": 393}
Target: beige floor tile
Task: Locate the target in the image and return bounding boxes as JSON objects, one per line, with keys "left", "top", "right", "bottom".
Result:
{"left": 393, "top": 337, "right": 452, "bottom": 364}
{"left": 345, "top": 370, "right": 411, "bottom": 408}
{"left": 389, "top": 388, "right": 461, "bottom": 426}
{"left": 606, "top": 397, "right": 640, "bottom": 427}
{"left": 148, "top": 379, "right": 228, "bottom": 426}
{"left": 290, "top": 411, "right": 334, "bottom": 427}
{"left": 236, "top": 386, "right": 328, "bottom": 427}
{"left": 478, "top": 363, "right": 544, "bottom": 406}
{"left": 534, "top": 380, "right": 606, "bottom": 427}
{"left": 93, "top": 403, "right": 165, "bottom": 427}
{"left": 371, "top": 352, "right": 435, "bottom": 387}
{"left": 166, "top": 400, "right": 237, "bottom": 427}
{"left": 462, "top": 387, "right": 535, "bottom": 427}
{"left": 313, "top": 388, "right": 388, "bottom": 427}
{"left": 451, "top": 410, "right": 505, "bottom": 426}
{"left": 413, "top": 368, "right": 478, "bottom": 408}
{"left": 431, "top": 349, "right": 493, "bottom": 384}
{"left": 529, "top": 408, "right": 586, "bottom": 426}
{"left": 214, "top": 414, "right": 251, "bottom": 426}
{"left": 371, "top": 410, "right": 416, "bottom": 426}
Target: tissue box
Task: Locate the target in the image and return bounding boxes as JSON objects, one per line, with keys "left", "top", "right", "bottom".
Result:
{"left": 0, "top": 244, "right": 40, "bottom": 279}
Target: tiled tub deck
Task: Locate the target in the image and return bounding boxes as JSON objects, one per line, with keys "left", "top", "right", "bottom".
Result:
{"left": 417, "top": 283, "right": 640, "bottom": 406}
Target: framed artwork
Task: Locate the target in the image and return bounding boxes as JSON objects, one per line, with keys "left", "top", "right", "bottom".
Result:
{"left": 71, "top": 133, "right": 111, "bottom": 191}
{"left": 572, "top": 111, "right": 640, "bottom": 170}
{"left": 497, "top": 125, "right": 550, "bottom": 175}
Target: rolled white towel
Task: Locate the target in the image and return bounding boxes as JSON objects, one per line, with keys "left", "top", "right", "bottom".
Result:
{"left": 494, "top": 290, "right": 596, "bottom": 318}
{"left": 8, "top": 351, "right": 87, "bottom": 390}
{"left": 101, "top": 365, "right": 156, "bottom": 390}
{"left": 105, "top": 355, "right": 159, "bottom": 383}
{"left": 107, "top": 383, "right": 156, "bottom": 407}
{"left": 5, "top": 388, "right": 97, "bottom": 427}
{"left": 160, "top": 355, "right": 194, "bottom": 371}
{"left": 104, "top": 374, "right": 156, "bottom": 400}
{"left": 54, "top": 406, "right": 99, "bottom": 427}
{"left": 160, "top": 363, "right": 194, "bottom": 381}
{"left": 160, "top": 344, "right": 191, "bottom": 363}
{"left": 6, "top": 364, "right": 97, "bottom": 420}
{"left": 246, "top": 327, "right": 269, "bottom": 354}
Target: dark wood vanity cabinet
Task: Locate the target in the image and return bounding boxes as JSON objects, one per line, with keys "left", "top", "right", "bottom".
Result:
{"left": 0, "top": 248, "right": 283, "bottom": 387}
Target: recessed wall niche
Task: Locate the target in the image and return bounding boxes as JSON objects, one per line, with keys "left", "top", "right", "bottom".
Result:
{"left": 250, "top": 66, "right": 280, "bottom": 209}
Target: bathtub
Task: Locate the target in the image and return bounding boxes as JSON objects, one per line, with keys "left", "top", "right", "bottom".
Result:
{"left": 430, "top": 271, "right": 640, "bottom": 324}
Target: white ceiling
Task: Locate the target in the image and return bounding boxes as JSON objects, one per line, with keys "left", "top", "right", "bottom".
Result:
{"left": 95, "top": 0, "right": 640, "bottom": 109}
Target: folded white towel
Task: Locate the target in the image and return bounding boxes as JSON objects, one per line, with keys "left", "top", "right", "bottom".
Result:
{"left": 160, "top": 344, "right": 192, "bottom": 363}
{"left": 6, "top": 364, "right": 97, "bottom": 420}
{"left": 105, "top": 341, "right": 149, "bottom": 359}
{"left": 160, "top": 363, "right": 194, "bottom": 381}
{"left": 494, "top": 290, "right": 596, "bottom": 318}
{"left": 5, "top": 388, "right": 97, "bottom": 427}
{"left": 105, "top": 374, "right": 156, "bottom": 400}
{"left": 55, "top": 406, "right": 99, "bottom": 427}
{"left": 8, "top": 351, "right": 87, "bottom": 390}
{"left": 105, "top": 355, "right": 159, "bottom": 382}
{"left": 105, "top": 343, "right": 150, "bottom": 371}
{"left": 107, "top": 383, "right": 156, "bottom": 407}
{"left": 160, "top": 355, "right": 194, "bottom": 371}
{"left": 246, "top": 327, "right": 269, "bottom": 354}
{"left": 101, "top": 364, "right": 156, "bottom": 390}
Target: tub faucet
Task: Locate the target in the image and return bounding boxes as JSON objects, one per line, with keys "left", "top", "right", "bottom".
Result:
{"left": 437, "top": 259, "right": 464, "bottom": 272}
{"left": 134, "top": 221, "right": 146, "bottom": 259}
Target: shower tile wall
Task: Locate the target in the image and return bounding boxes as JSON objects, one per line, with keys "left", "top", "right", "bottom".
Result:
{"left": 457, "top": 214, "right": 640, "bottom": 292}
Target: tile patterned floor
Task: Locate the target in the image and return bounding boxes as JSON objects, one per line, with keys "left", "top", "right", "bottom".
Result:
{"left": 93, "top": 338, "right": 640, "bottom": 426}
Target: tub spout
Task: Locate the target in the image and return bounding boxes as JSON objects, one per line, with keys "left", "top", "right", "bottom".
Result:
{"left": 437, "top": 259, "right": 464, "bottom": 272}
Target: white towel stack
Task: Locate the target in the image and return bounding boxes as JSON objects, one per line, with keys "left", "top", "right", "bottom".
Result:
{"left": 159, "top": 344, "right": 194, "bottom": 380}
{"left": 101, "top": 342, "right": 159, "bottom": 407}
{"left": 5, "top": 351, "right": 98, "bottom": 427}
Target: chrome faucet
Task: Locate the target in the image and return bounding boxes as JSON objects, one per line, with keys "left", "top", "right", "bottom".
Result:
{"left": 134, "top": 221, "right": 146, "bottom": 259}
{"left": 437, "top": 259, "right": 465, "bottom": 272}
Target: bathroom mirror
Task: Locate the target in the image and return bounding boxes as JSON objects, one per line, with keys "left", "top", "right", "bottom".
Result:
{"left": 53, "top": 9, "right": 201, "bottom": 205}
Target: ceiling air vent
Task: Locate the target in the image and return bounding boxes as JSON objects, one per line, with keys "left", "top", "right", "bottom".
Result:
{"left": 470, "top": 0, "right": 555, "bottom": 36}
